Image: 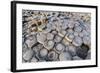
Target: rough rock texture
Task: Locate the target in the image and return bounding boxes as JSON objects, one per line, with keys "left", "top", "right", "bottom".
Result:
{"left": 22, "top": 10, "right": 91, "bottom": 63}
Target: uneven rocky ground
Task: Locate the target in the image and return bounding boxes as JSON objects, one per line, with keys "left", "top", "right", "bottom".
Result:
{"left": 22, "top": 10, "right": 91, "bottom": 63}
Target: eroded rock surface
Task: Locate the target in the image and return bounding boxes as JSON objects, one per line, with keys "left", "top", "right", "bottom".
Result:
{"left": 22, "top": 10, "right": 91, "bottom": 63}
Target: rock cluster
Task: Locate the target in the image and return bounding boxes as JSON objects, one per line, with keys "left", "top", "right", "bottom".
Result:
{"left": 22, "top": 10, "right": 91, "bottom": 63}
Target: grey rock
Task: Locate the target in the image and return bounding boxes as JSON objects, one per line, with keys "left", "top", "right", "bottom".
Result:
{"left": 61, "top": 22, "right": 68, "bottom": 30}
{"left": 22, "top": 58, "right": 26, "bottom": 63}
{"left": 79, "top": 32, "right": 84, "bottom": 37}
{"left": 63, "top": 46, "right": 69, "bottom": 52}
{"left": 47, "top": 33, "right": 54, "bottom": 40}
{"left": 62, "top": 39, "right": 70, "bottom": 46}
{"left": 86, "top": 50, "right": 91, "bottom": 59}
{"left": 67, "top": 29, "right": 74, "bottom": 35}
{"left": 74, "top": 26, "right": 82, "bottom": 32}
{"left": 22, "top": 43, "right": 28, "bottom": 53}
{"left": 45, "top": 28, "right": 52, "bottom": 33}
{"left": 23, "top": 49, "right": 34, "bottom": 61}
{"left": 67, "top": 21, "right": 75, "bottom": 28}
{"left": 47, "top": 51, "right": 58, "bottom": 61}
{"left": 60, "top": 30, "right": 67, "bottom": 35}
{"left": 25, "top": 35, "right": 37, "bottom": 48}
{"left": 76, "top": 45, "right": 89, "bottom": 59}
{"left": 22, "top": 10, "right": 91, "bottom": 62}
{"left": 68, "top": 45, "right": 76, "bottom": 56}
{"left": 68, "top": 34, "right": 74, "bottom": 41}
{"left": 82, "top": 30, "right": 89, "bottom": 36}
{"left": 37, "top": 32, "right": 47, "bottom": 44}
{"left": 31, "top": 57, "right": 38, "bottom": 62}
{"left": 59, "top": 52, "right": 72, "bottom": 61}
{"left": 55, "top": 43, "right": 65, "bottom": 53}
{"left": 83, "top": 36, "right": 91, "bottom": 45}
{"left": 46, "top": 23, "right": 52, "bottom": 29}
{"left": 74, "top": 31, "right": 79, "bottom": 36}
{"left": 54, "top": 35, "right": 62, "bottom": 43}
{"left": 52, "top": 30, "right": 57, "bottom": 35}
{"left": 37, "top": 44, "right": 44, "bottom": 49}
{"left": 72, "top": 36, "right": 83, "bottom": 46}
{"left": 39, "top": 48, "right": 48, "bottom": 57}
{"left": 44, "top": 40, "right": 55, "bottom": 50}
{"left": 73, "top": 56, "right": 82, "bottom": 60}
{"left": 74, "top": 21, "right": 80, "bottom": 27}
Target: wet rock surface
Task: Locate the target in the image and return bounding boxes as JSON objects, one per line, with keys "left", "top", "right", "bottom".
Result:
{"left": 22, "top": 10, "right": 91, "bottom": 63}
